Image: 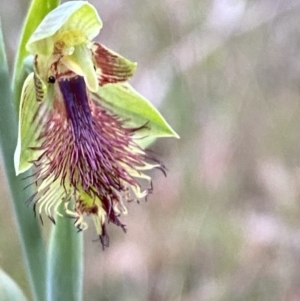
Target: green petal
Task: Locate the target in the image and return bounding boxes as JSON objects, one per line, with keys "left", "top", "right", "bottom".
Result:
{"left": 27, "top": 1, "right": 102, "bottom": 55}
{"left": 61, "top": 44, "right": 98, "bottom": 92}
{"left": 95, "top": 83, "right": 179, "bottom": 139}
{"left": 14, "top": 72, "right": 48, "bottom": 175}
{"left": 91, "top": 42, "right": 137, "bottom": 85}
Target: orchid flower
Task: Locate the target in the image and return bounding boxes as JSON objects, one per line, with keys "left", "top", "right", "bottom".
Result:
{"left": 14, "top": 1, "right": 178, "bottom": 247}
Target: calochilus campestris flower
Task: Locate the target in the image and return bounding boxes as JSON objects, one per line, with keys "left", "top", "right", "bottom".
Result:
{"left": 14, "top": 1, "right": 178, "bottom": 248}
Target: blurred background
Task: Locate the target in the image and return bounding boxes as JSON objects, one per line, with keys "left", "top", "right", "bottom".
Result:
{"left": 2, "top": 0, "right": 300, "bottom": 300}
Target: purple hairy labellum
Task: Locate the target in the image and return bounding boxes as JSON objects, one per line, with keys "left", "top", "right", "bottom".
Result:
{"left": 30, "top": 73, "right": 159, "bottom": 247}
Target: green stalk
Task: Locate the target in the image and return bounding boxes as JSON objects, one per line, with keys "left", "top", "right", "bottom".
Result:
{"left": 0, "top": 21, "right": 46, "bottom": 301}
{"left": 46, "top": 215, "right": 83, "bottom": 301}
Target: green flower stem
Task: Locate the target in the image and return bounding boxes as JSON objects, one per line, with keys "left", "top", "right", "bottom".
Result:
{"left": 0, "top": 21, "right": 46, "bottom": 301}
{"left": 12, "top": 0, "right": 60, "bottom": 111}
{"left": 46, "top": 215, "right": 83, "bottom": 301}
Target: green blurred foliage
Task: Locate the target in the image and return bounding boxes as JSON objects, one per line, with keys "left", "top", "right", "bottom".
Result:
{"left": 2, "top": 0, "right": 300, "bottom": 300}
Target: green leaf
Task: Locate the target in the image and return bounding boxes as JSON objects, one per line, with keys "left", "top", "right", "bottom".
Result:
{"left": 0, "top": 19, "right": 47, "bottom": 301}
{"left": 12, "top": 0, "right": 61, "bottom": 111}
{"left": 0, "top": 269, "right": 28, "bottom": 301}
{"left": 95, "top": 83, "right": 179, "bottom": 139}
{"left": 46, "top": 215, "right": 83, "bottom": 301}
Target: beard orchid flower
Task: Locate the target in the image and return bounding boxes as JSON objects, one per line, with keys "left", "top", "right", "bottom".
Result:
{"left": 14, "top": 1, "right": 178, "bottom": 248}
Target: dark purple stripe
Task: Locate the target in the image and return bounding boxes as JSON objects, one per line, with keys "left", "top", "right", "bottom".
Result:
{"left": 58, "top": 76, "right": 92, "bottom": 138}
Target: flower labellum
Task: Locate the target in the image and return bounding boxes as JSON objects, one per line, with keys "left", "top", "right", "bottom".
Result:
{"left": 14, "top": 1, "right": 178, "bottom": 248}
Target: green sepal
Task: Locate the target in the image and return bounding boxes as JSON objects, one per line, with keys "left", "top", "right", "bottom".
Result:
{"left": 27, "top": 1, "right": 102, "bottom": 56}
{"left": 14, "top": 72, "right": 48, "bottom": 175}
{"left": 95, "top": 83, "right": 179, "bottom": 139}
{"left": 0, "top": 269, "right": 28, "bottom": 301}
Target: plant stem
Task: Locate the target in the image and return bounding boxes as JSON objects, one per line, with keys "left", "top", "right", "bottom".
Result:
{"left": 46, "top": 215, "right": 83, "bottom": 301}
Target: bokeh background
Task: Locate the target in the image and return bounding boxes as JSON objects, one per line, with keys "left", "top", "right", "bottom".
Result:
{"left": 2, "top": 0, "right": 300, "bottom": 300}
